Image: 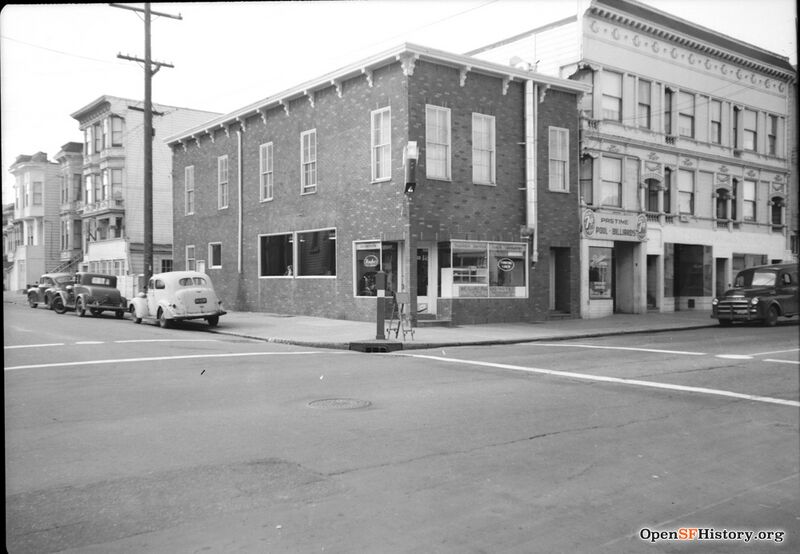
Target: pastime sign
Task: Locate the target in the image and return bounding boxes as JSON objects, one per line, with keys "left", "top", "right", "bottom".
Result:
{"left": 582, "top": 209, "right": 647, "bottom": 242}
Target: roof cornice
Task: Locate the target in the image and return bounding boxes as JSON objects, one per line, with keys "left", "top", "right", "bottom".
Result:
{"left": 589, "top": 0, "right": 796, "bottom": 80}
{"left": 166, "top": 42, "right": 591, "bottom": 145}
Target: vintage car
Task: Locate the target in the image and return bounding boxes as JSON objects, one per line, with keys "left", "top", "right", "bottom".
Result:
{"left": 52, "top": 272, "right": 128, "bottom": 318}
{"left": 129, "top": 270, "right": 226, "bottom": 328}
{"left": 26, "top": 272, "right": 73, "bottom": 309}
{"left": 711, "top": 263, "right": 798, "bottom": 326}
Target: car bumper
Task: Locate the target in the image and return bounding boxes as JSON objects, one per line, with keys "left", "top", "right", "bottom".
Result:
{"left": 168, "top": 309, "right": 227, "bottom": 322}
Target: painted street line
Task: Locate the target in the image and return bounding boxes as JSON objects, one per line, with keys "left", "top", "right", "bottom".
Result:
{"left": 113, "top": 339, "right": 220, "bottom": 343}
{"left": 4, "top": 351, "right": 344, "bottom": 372}
{"left": 765, "top": 358, "right": 800, "bottom": 365}
{"left": 524, "top": 343, "right": 706, "bottom": 356}
{"left": 748, "top": 347, "right": 800, "bottom": 357}
{"left": 716, "top": 354, "right": 753, "bottom": 360}
{"left": 4, "top": 343, "right": 65, "bottom": 350}
{"left": 404, "top": 354, "right": 800, "bottom": 408}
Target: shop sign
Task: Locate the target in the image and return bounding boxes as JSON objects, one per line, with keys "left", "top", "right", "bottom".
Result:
{"left": 497, "top": 258, "right": 515, "bottom": 272}
{"left": 582, "top": 209, "right": 647, "bottom": 242}
{"left": 363, "top": 254, "right": 380, "bottom": 268}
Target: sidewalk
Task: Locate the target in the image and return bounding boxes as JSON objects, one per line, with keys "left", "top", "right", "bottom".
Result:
{"left": 205, "top": 306, "right": 717, "bottom": 351}
{"left": 3, "top": 290, "right": 717, "bottom": 350}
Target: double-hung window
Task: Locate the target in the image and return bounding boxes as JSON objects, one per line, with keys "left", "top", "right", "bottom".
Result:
{"left": 93, "top": 122, "right": 103, "bottom": 153}
{"left": 548, "top": 127, "right": 569, "bottom": 191}
{"left": 742, "top": 180, "right": 757, "bottom": 221}
{"left": 185, "top": 166, "right": 195, "bottom": 215}
{"left": 743, "top": 109, "right": 757, "bottom": 151}
{"left": 678, "top": 169, "right": 694, "bottom": 214}
{"left": 371, "top": 107, "right": 391, "bottom": 182}
{"left": 301, "top": 130, "right": 317, "bottom": 194}
{"left": 186, "top": 245, "right": 196, "bottom": 271}
{"left": 664, "top": 89, "right": 674, "bottom": 135}
{"left": 600, "top": 157, "right": 622, "bottom": 207}
{"left": 111, "top": 117, "right": 123, "bottom": 146}
{"left": 678, "top": 91, "right": 694, "bottom": 138}
{"left": 601, "top": 71, "right": 622, "bottom": 122}
{"left": 425, "top": 105, "right": 451, "bottom": 180}
{"left": 638, "top": 79, "right": 651, "bottom": 129}
{"left": 259, "top": 142, "right": 274, "bottom": 201}
{"left": 218, "top": 155, "right": 229, "bottom": 209}
{"left": 208, "top": 243, "right": 222, "bottom": 268}
{"left": 768, "top": 115, "right": 778, "bottom": 155}
{"left": 710, "top": 100, "right": 722, "bottom": 144}
{"left": 472, "top": 113, "right": 495, "bottom": 185}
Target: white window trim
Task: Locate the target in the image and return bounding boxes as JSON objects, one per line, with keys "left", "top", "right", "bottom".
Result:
{"left": 218, "top": 155, "right": 229, "bottom": 209}
{"left": 186, "top": 245, "right": 196, "bottom": 271}
{"left": 260, "top": 142, "right": 274, "bottom": 202}
{"left": 472, "top": 113, "right": 496, "bottom": 186}
{"left": 185, "top": 166, "right": 195, "bottom": 215}
{"left": 371, "top": 107, "right": 392, "bottom": 183}
{"left": 301, "top": 129, "right": 317, "bottom": 195}
{"left": 295, "top": 227, "right": 337, "bottom": 279}
{"left": 208, "top": 242, "right": 222, "bottom": 269}
{"left": 548, "top": 126, "right": 569, "bottom": 192}
{"left": 258, "top": 232, "right": 295, "bottom": 279}
{"left": 425, "top": 104, "right": 451, "bottom": 181}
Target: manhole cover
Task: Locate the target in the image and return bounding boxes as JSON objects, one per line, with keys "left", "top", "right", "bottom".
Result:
{"left": 308, "top": 398, "right": 372, "bottom": 410}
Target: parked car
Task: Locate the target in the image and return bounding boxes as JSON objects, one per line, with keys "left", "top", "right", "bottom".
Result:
{"left": 711, "top": 263, "right": 798, "bottom": 326}
{"left": 128, "top": 270, "right": 226, "bottom": 328}
{"left": 52, "top": 272, "right": 127, "bottom": 318}
{"left": 26, "top": 272, "right": 73, "bottom": 309}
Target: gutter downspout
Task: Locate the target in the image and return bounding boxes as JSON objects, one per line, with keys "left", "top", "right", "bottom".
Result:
{"left": 237, "top": 129, "right": 243, "bottom": 273}
{"left": 525, "top": 79, "right": 538, "bottom": 265}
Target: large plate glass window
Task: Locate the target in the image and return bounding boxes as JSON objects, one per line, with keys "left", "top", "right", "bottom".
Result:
{"left": 297, "top": 229, "right": 336, "bottom": 277}
{"left": 589, "top": 247, "right": 612, "bottom": 299}
{"left": 259, "top": 233, "right": 293, "bottom": 277}
{"left": 440, "top": 240, "right": 527, "bottom": 298}
{"left": 354, "top": 241, "right": 398, "bottom": 297}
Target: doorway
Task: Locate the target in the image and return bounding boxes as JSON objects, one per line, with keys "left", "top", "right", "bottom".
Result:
{"left": 416, "top": 245, "right": 437, "bottom": 315}
{"left": 549, "top": 247, "right": 571, "bottom": 313}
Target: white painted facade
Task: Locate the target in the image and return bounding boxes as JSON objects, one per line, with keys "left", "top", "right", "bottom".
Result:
{"left": 70, "top": 95, "right": 219, "bottom": 279}
{"left": 469, "top": 0, "right": 796, "bottom": 318}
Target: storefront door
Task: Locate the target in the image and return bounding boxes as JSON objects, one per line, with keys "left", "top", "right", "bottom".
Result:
{"left": 416, "top": 246, "right": 437, "bottom": 315}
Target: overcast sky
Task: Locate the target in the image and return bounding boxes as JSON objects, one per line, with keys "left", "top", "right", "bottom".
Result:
{"left": 1, "top": 0, "right": 796, "bottom": 200}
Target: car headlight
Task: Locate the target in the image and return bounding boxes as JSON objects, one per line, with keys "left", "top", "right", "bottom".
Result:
{"left": 750, "top": 297, "right": 759, "bottom": 305}
{"left": 712, "top": 298, "right": 719, "bottom": 306}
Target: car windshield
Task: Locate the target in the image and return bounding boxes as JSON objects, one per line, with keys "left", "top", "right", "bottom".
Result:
{"left": 178, "top": 277, "right": 207, "bottom": 287}
{"left": 734, "top": 270, "right": 776, "bottom": 288}
{"left": 54, "top": 276, "right": 72, "bottom": 285}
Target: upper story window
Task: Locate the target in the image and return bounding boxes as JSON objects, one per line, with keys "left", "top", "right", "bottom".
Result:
{"left": 664, "top": 88, "right": 674, "bottom": 135}
{"left": 93, "top": 122, "right": 103, "bottom": 153}
{"left": 771, "top": 197, "right": 785, "bottom": 226}
{"left": 32, "top": 182, "right": 43, "bottom": 206}
{"left": 185, "top": 166, "right": 195, "bottom": 215}
{"left": 601, "top": 71, "right": 622, "bottom": 122}
{"left": 425, "top": 105, "right": 451, "bottom": 180}
{"left": 371, "top": 107, "right": 391, "bottom": 182}
{"left": 259, "top": 142, "right": 274, "bottom": 201}
{"left": 73, "top": 174, "right": 82, "bottom": 201}
{"left": 768, "top": 115, "right": 778, "bottom": 155}
{"left": 663, "top": 168, "right": 672, "bottom": 214}
{"left": 743, "top": 109, "right": 757, "bottom": 151}
{"left": 472, "top": 113, "right": 496, "bottom": 185}
{"left": 548, "top": 127, "right": 569, "bottom": 192}
{"left": 301, "top": 129, "right": 317, "bottom": 194}
{"left": 186, "top": 245, "right": 196, "bottom": 271}
{"left": 600, "top": 157, "right": 622, "bottom": 207}
{"left": 217, "top": 155, "right": 229, "bottom": 209}
{"left": 637, "top": 79, "right": 651, "bottom": 129}
{"left": 678, "top": 170, "right": 694, "bottom": 215}
{"left": 742, "top": 179, "right": 757, "bottom": 221}
{"left": 678, "top": 91, "right": 694, "bottom": 138}
{"left": 710, "top": 100, "right": 722, "bottom": 144}
{"left": 580, "top": 156, "right": 593, "bottom": 205}
{"left": 208, "top": 243, "right": 222, "bottom": 269}
{"left": 111, "top": 117, "right": 123, "bottom": 147}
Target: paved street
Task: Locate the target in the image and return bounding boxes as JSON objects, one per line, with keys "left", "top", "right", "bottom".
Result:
{"left": 4, "top": 300, "right": 799, "bottom": 553}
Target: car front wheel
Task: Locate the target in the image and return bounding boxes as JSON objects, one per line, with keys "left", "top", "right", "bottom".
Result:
{"left": 52, "top": 297, "right": 67, "bottom": 314}
{"left": 130, "top": 306, "right": 142, "bottom": 324}
{"left": 157, "top": 309, "right": 171, "bottom": 329}
{"left": 76, "top": 298, "right": 86, "bottom": 317}
{"left": 28, "top": 294, "right": 38, "bottom": 308}
{"left": 763, "top": 305, "right": 779, "bottom": 327}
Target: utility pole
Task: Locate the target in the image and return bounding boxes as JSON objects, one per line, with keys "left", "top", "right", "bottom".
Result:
{"left": 112, "top": 2, "right": 181, "bottom": 286}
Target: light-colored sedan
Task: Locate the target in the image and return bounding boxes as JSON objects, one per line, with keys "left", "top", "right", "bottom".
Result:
{"left": 129, "top": 270, "right": 226, "bottom": 328}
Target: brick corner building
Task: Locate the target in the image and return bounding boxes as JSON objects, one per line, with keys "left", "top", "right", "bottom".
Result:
{"left": 166, "top": 43, "right": 589, "bottom": 324}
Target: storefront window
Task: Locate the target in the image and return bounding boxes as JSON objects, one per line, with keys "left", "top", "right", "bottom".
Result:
{"left": 298, "top": 229, "right": 336, "bottom": 276}
{"left": 354, "top": 241, "right": 398, "bottom": 297}
{"left": 259, "top": 233, "right": 293, "bottom": 277}
{"left": 441, "top": 240, "right": 527, "bottom": 298}
{"left": 589, "top": 247, "right": 612, "bottom": 298}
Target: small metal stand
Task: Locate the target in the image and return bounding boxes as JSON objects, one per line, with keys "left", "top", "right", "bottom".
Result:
{"left": 387, "top": 292, "right": 415, "bottom": 341}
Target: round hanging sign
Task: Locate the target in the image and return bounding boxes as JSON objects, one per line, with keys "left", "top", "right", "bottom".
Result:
{"left": 497, "top": 258, "right": 515, "bottom": 272}
{"left": 363, "top": 255, "right": 380, "bottom": 268}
